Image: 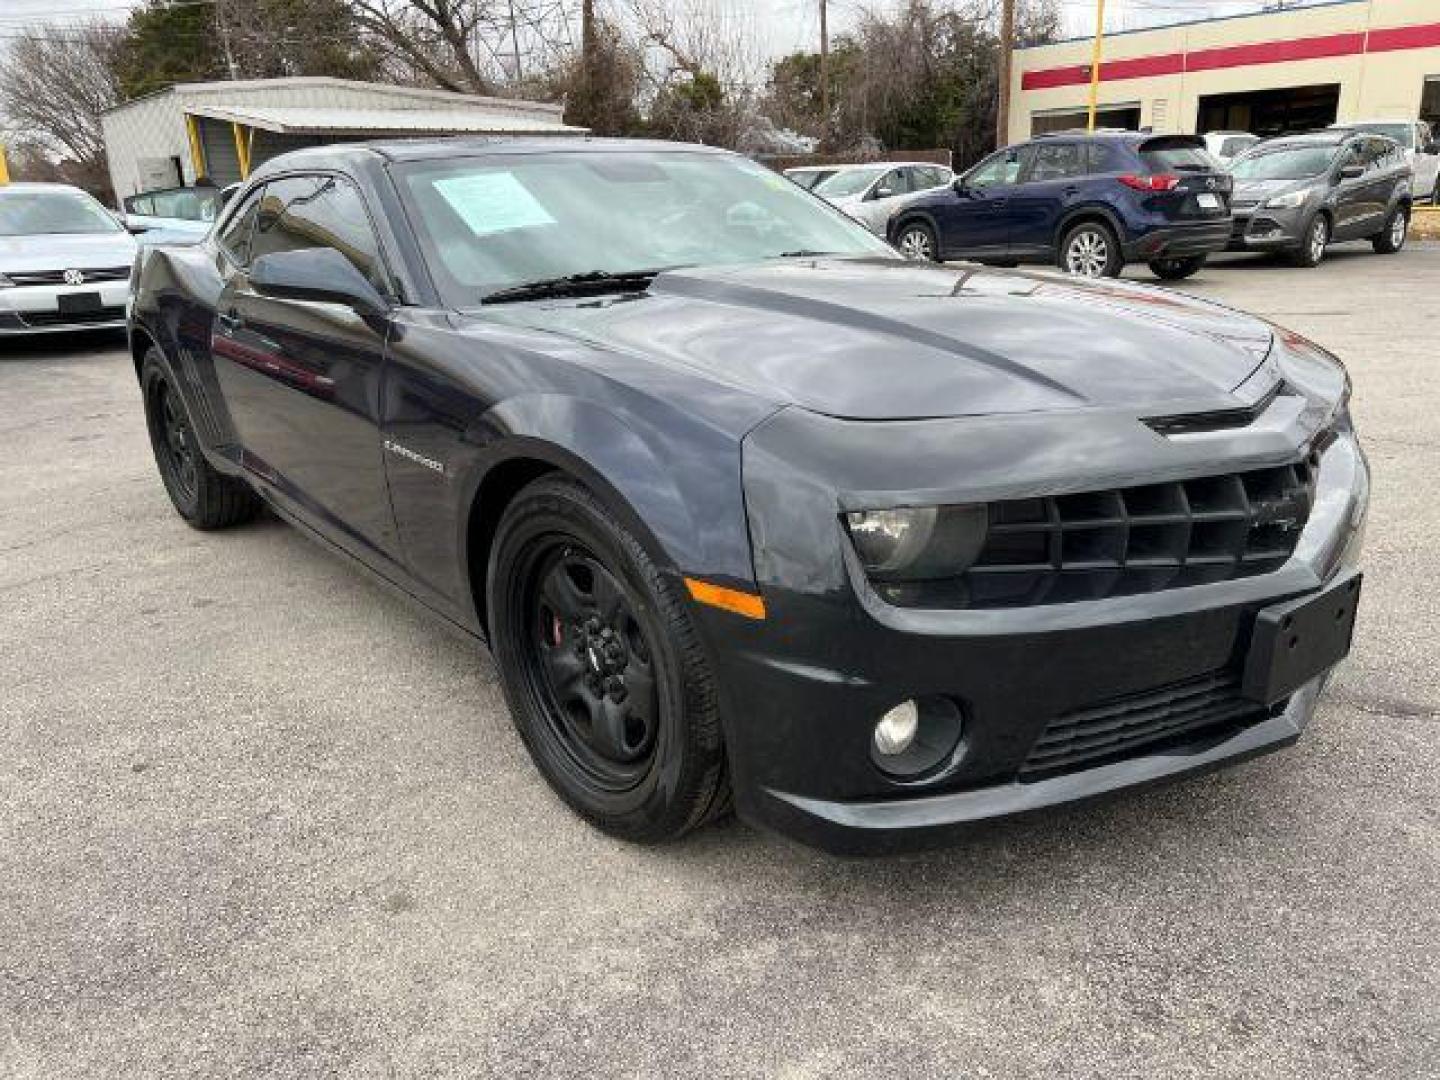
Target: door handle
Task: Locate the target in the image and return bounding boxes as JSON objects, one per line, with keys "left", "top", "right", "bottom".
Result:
{"left": 216, "top": 308, "right": 241, "bottom": 332}
{"left": 1062, "top": 186, "right": 1079, "bottom": 196}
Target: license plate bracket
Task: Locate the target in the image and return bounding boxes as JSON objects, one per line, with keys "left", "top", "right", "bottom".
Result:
{"left": 58, "top": 292, "right": 103, "bottom": 314}
{"left": 1242, "top": 570, "right": 1362, "bottom": 704}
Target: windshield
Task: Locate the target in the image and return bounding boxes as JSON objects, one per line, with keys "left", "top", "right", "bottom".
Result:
{"left": 786, "top": 169, "right": 835, "bottom": 190}
{"left": 0, "top": 189, "right": 123, "bottom": 236}
{"left": 399, "top": 151, "right": 895, "bottom": 303}
{"left": 1347, "top": 123, "right": 1413, "bottom": 148}
{"left": 813, "top": 166, "right": 887, "bottom": 197}
{"left": 131, "top": 186, "right": 223, "bottom": 222}
{"left": 1231, "top": 146, "right": 1337, "bottom": 181}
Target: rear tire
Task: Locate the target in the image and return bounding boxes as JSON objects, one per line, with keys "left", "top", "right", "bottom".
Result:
{"left": 1372, "top": 205, "right": 1408, "bottom": 254}
{"left": 1148, "top": 254, "right": 1207, "bottom": 281}
{"left": 895, "top": 220, "right": 939, "bottom": 262}
{"left": 141, "top": 347, "right": 259, "bottom": 529}
{"left": 1059, "top": 221, "right": 1123, "bottom": 278}
{"left": 487, "top": 476, "right": 731, "bottom": 843}
{"left": 1286, "top": 214, "right": 1329, "bottom": 267}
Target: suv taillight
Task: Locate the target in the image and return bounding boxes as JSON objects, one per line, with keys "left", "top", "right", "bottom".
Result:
{"left": 1118, "top": 173, "right": 1181, "bottom": 191}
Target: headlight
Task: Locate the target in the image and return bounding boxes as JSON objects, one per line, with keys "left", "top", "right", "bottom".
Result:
{"left": 1265, "top": 189, "right": 1312, "bottom": 209}
{"left": 845, "top": 505, "right": 988, "bottom": 581}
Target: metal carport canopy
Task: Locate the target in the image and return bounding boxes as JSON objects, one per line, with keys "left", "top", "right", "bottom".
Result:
{"left": 185, "top": 103, "right": 588, "bottom": 136}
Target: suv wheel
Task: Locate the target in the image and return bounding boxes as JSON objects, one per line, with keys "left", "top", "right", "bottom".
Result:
{"left": 1147, "top": 255, "right": 1207, "bottom": 281}
{"left": 1059, "top": 222, "right": 1122, "bottom": 278}
{"left": 1372, "top": 206, "right": 1408, "bottom": 254}
{"left": 487, "top": 476, "right": 731, "bottom": 843}
{"left": 895, "top": 221, "right": 938, "bottom": 261}
{"left": 1288, "top": 214, "right": 1330, "bottom": 267}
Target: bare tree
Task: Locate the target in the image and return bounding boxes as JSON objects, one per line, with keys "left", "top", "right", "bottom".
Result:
{"left": 0, "top": 21, "right": 122, "bottom": 198}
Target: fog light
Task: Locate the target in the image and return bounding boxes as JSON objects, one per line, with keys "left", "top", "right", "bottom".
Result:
{"left": 870, "top": 696, "right": 966, "bottom": 780}
{"left": 873, "top": 700, "right": 920, "bottom": 756}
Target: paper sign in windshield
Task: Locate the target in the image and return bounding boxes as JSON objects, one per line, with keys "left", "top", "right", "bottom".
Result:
{"left": 434, "top": 172, "right": 556, "bottom": 236}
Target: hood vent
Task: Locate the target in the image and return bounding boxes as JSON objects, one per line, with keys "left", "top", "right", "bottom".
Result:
{"left": 1142, "top": 381, "right": 1290, "bottom": 437}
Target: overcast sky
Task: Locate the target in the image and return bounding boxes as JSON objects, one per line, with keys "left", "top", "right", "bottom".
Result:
{"left": 0, "top": 0, "right": 1302, "bottom": 63}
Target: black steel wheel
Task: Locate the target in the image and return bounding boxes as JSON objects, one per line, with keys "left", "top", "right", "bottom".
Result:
{"left": 140, "top": 347, "right": 259, "bottom": 529}
{"left": 488, "top": 476, "right": 730, "bottom": 841}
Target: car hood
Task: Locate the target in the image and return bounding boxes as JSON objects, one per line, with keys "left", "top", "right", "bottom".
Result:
{"left": 1232, "top": 177, "right": 1314, "bottom": 202}
{"left": 475, "top": 258, "right": 1276, "bottom": 421}
{"left": 0, "top": 231, "right": 137, "bottom": 271}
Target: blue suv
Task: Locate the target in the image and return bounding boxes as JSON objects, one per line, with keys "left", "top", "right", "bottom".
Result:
{"left": 888, "top": 131, "right": 1234, "bottom": 281}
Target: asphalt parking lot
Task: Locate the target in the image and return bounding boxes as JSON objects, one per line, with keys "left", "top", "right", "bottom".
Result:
{"left": 3, "top": 246, "right": 1437, "bottom": 1079}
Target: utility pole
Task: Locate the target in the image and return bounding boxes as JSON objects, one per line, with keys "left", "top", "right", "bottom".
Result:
{"left": 1086, "top": 0, "right": 1107, "bottom": 131}
{"left": 580, "top": 0, "right": 596, "bottom": 122}
{"left": 508, "top": 0, "right": 523, "bottom": 80}
{"left": 818, "top": 0, "right": 830, "bottom": 149}
{"left": 996, "top": 0, "right": 1015, "bottom": 148}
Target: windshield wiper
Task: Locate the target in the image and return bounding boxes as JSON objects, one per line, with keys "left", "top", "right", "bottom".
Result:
{"left": 480, "top": 269, "right": 666, "bottom": 305}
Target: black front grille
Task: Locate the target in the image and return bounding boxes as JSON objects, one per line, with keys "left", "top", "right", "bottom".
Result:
{"left": 1020, "top": 671, "right": 1273, "bottom": 780}
{"left": 962, "top": 459, "right": 1318, "bottom": 609}
{"left": 16, "top": 307, "right": 125, "bottom": 327}
{"left": 6, "top": 267, "right": 131, "bottom": 286}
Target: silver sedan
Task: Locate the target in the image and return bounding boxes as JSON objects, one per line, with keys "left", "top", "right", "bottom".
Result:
{"left": 0, "top": 183, "right": 137, "bottom": 335}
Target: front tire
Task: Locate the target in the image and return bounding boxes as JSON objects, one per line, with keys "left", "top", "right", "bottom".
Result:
{"left": 1148, "top": 254, "right": 1207, "bottom": 281}
{"left": 487, "top": 476, "right": 730, "bottom": 843}
{"left": 895, "top": 220, "right": 938, "bottom": 262}
{"left": 1059, "top": 221, "right": 1123, "bottom": 278}
{"left": 1287, "top": 214, "right": 1330, "bottom": 267}
{"left": 1372, "top": 205, "right": 1408, "bottom": 254}
{"left": 141, "top": 347, "right": 259, "bottom": 529}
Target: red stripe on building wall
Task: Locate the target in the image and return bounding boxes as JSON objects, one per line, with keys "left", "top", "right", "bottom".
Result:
{"left": 1020, "top": 21, "right": 1440, "bottom": 91}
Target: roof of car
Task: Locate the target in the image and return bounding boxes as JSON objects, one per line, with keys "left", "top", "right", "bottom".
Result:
{"left": 255, "top": 137, "right": 730, "bottom": 173}
{"left": 0, "top": 181, "right": 89, "bottom": 193}
{"left": 1254, "top": 131, "right": 1359, "bottom": 149}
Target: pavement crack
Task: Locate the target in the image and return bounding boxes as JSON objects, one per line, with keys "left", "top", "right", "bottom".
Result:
{"left": 1328, "top": 687, "right": 1440, "bottom": 722}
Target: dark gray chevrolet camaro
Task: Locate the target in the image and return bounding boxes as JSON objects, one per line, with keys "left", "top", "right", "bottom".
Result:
{"left": 128, "top": 138, "right": 1368, "bottom": 854}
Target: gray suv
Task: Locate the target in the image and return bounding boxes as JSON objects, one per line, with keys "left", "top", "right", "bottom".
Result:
{"left": 1227, "top": 130, "right": 1412, "bottom": 267}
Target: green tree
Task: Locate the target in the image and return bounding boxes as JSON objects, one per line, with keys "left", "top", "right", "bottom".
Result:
{"left": 113, "top": 1, "right": 226, "bottom": 100}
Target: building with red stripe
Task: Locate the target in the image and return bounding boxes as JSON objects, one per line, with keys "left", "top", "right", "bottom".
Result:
{"left": 1008, "top": 0, "right": 1440, "bottom": 145}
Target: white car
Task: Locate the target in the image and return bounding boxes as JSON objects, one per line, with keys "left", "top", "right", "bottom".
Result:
{"left": 810, "top": 162, "right": 955, "bottom": 235}
{"left": 783, "top": 165, "right": 841, "bottom": 191}
{"left": 1331, "top": 119, "right": 1440, "bottom": 202}
{"left": 120, "top": 183, "right": 226, "bottom": 244}
{"left": 0, "top": 183, "right": 137, "bottom": 335}
{"left": 1202, "top": 131, "right": 1260, "bottom": 165}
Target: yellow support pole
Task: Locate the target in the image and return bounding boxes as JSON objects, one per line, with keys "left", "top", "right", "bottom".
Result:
{"left": 0, "top": 142, "right": 10, "bottom": 185}
{"left": 231, "top": 121, "right": 251, "bottom": 179}
{"left": 1086, "top": 0, "right": 1108, "bottom": 132}
{"left": 185, "top": 113, "right": 206, "bottom": 181}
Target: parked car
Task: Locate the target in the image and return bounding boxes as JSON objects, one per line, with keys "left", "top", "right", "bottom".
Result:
{"left": 120, "top": 183, "right": 225, "bottom": 243}
{"left": 1203, "top": 130, "right": 1260, "bottom": 165}
{"left": 811, "top": 161, "right": 955, "bottom": 235}
{"left": 1330, "top": 119, "right": 1439, "bottom": 203}
{"left": 1228, "top": 130, "right": 1412, "bottom": 266}
{"left": 888, "top": 131, "right": 1232, "bottom": 280}
{"left": 0, "top": 182, "right": 137, "bottom": 335}
{"left": 129, "top": 138, "right": 1367, "bottom": 855}
{"left": 782, "top": 165, "right": 839, "bottom": 191}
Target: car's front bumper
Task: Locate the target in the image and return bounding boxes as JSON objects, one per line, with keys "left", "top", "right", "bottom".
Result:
{"left": 1125, "top": 218, "right": 1233, "bottom": 260}
{"left": 1226, "top": 205, "right": 1307, "bottom": 251}
{"left": 0, "top": 279, "right": 129, "bottom": 335}
{"left": 707, "top": 389, "right": 1366, "bottom": 855}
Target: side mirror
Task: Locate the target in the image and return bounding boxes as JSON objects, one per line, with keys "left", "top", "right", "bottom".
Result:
{"left": 952, "top": 176, "right": 970, "bottom": 196}
{"left": 1338, "top": 163, "right": 1364, "bottom": 180}
{"left": 249, "top": 247, "right": 389, "bottom": 321}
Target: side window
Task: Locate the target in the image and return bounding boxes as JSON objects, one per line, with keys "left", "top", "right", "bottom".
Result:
{"left": 1084, "top": 142, "right": 1121, "bottom": 174}
{"left": 250, "top": 174, "right": 390, "bottom": 294}
{"left": 218, "top": 184, "right": 265, "bottom": 266}
{"left": 130, "top": 195, "right": 154, "bottom": 215}
{"left": 1025, "top": 142, "right": 1084, "bottom": 182}
{"left": 969, "top": 149, "right": 1025, "bottom": 188}
{"left": 874, "top": 169, "right": 908, "bottom": 198}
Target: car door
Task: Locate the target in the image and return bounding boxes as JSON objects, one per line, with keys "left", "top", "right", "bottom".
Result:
{"left": 1412, "top": 122, "right": 1439, "bottom": 198}
{"left": 1342, "top": 138, "right": 1393, "bottom": 238}
{"left": 1005, "top": 141, "right": 1085, "bottom": 256}
{"left": 933, "top": 148, "right": 1026, "bottom": 255}
{"left": 211, "top": 172, "right": 402, "bottom": 561}
{"left": 1329, "top": 141, "right": 1373, "bottom": 239}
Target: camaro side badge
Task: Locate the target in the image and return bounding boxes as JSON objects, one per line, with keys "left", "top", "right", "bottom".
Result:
{"left": 384, "top": 439, "right": 446, "bottom": 476}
